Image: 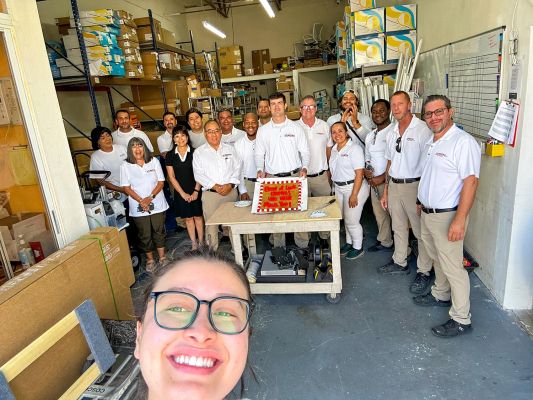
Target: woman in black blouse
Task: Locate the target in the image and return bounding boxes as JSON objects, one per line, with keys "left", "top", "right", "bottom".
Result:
{"left": 165, "top": 125, "right": 204, "bottom": 249}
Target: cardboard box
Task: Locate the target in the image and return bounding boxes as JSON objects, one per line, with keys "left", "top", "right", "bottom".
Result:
{"left": 159, "top": 51, "right": 180, "bottom": 70}
{"left": 0, "top": 213, "right": 48, "bottom": 262}
{"left": 276, "top": 81, "right": 294, "bottom": 91}
{"left": 354, "top": 35, "right": 384, "bottom": 67}
{"left": 124, "top": 53, "right": 142, "bottom": 64}
{"left": 207, "top": 88, "right": 222, "bottom": 97}
{"left": 0, "top": 239, "right": 120, "bottom": 399}
{"left": 116, "top": 10, "right": 136, "bottom": 28}
{"left": 125, "top": 61, "right": 144, "bottom": 78}
{"left": 304, "top": 58, "right": 324, "bottom": 68}
{"left": 386, "top": 31, "right": 417, "bottom": 63}
{"left": 354, "top": 7, "right": 385, "bottom": 37}
{"left": 118, "top": 38, "right": 140, "bottom": 49}
{"left": 70, "top": 15, "right": 120, "bottom": 28}
{"left": 486, "top": 143, "right": 505, "bottom": 157}
{"left": 137, "top": 26, "right": 162, "bottom": 42}
{"left": 218, "top": 45, "right": 244, "bottom": 65}
{"left": 252, "top": 48, "right": 271, "bottom": 75}
{"left": 350, "top": 0, "right": 376, "bottom": 11}
{"left": 82, "top": 25, "right": 121, "bottom": 36}
{"left": 118, "top": 31, "right": 139, "bottom": 43}
{"left": 263, "top": 63, "right": 273, "bottom": 74}
{"left": 220, "top": 64, "right": 244, "bottom": 79}
{"left": 271, "top": 56, "right": 289, "bottom": 69}
{"left": 66, "top": 46, "right": 124, "bottom": 63}
{"left": 121, "top": 98, "right": 181, "bottom": 120}
{"left": 62, "top": 31, "right": 118, "bottom": 49}
{"left": 80, "top": 227, "right": 135, "bottom": 320}
{"left": 134, "top": 16, "right": 161, "bottom": 28}
{"left": 385, "top": 4, "right": 417, "bottom": 32}
{"left": 162, "top": 28, "right": 176, "bottom": 46}
{"left": 132, "top": 80, "right": 189, "bottom": 113}
{"left": 143, "top": 63, "right": 160, "bottom": 80}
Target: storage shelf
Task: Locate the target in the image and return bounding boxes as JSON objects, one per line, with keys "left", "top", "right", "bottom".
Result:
{"left": 220, "top": 64, "right": 338, "bottom": 84}
{"left": 337, "top": 63, "right": 397, "bottom": 83}
{"left": 54, "top": 76, "right": 163, "bottom": 87}
{"left": 160, "top": 68, "right": 191, "bottom": 79}
{"left": 139, "top": 41, "right": 194, "bottom": 58}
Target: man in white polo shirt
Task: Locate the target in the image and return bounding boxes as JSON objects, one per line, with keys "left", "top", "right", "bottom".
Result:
{"left": 218, "top": 108, "right": 245, "bottom": 146}
{"left": 112, "top": 109, "right": 154, "bottom": 152}
{"left": 413, "top": 95, "right": 481, "bottom": 338}
{"left": 255, "top": 91, "right": 310, "bottom": 248}
{"left": 379, "top": 91, "right": 433, "bottom": 296}
{"left": 156, "top": 111, "right": 176, "bottom": 158}
{"left": 297, "top": 95, "right": 331, "bottom": 248}
{"left": 364, "top": 99, "right": 394, "bottom": 253}
{"left": 257, "top": 98, "right": 271, "bottom": 127}
{"left": 327, "top": 90, "right": 374, "bottom": 150}
{"left": 193, "top": 120, "right": 241, "bottom": 251}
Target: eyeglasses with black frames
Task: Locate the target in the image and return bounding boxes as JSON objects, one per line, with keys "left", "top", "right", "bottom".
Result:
{"left": 395, "top": 136, "right": 402, "bottom": 153}
{"left": 422, "top": 107, "right": 448, "bottom": 120}
{"left": 150, "top": 291, "right": 252, "bottom": 335}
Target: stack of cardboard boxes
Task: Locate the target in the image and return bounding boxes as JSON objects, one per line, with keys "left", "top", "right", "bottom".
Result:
{"left": 56, "top": 9, "right": 126, "bottom": 77}
{"left": 117, "top": 11, "right": 143, "bottom": 78}
{"left": 218, "top": 45, "right": 245, "bottom": 79}
{"left": 251, "top": 49, "right": 272, "bottom": 75}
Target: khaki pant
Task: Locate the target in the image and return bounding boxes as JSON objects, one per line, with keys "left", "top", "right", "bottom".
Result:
{"left": 388, "top": 181, "right": 431, "bottom": 273}
{"left": 202, "top": 189, "right": 238, "bottom": 250}
{"left": 370, "top": 182, "right": 393, "bottom": 247}
{"left": 298, "top": 172, "right": 332, "bottom": 246}
{"left": 422, "top": 211, "right": 471, "bottom": 324}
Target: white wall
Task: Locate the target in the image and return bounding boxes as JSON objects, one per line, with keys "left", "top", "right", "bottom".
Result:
{"left": 4, "top": 0, "right": 89, "bottom": 243}
{"left": 185, "top": 0, "right": 345, "bottom": 67}
{"left": 413, "top": 0, "right": 533, "bottom": 309}
{"left": 36, "top": 0, "right": 189, "bottom": 135}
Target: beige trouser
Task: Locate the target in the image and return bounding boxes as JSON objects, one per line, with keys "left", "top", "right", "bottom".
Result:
{"left": 422, "top": 211, "right": 471, "bottom": 325}
{"left": 202, "top": 189, "right": 238, "bottom": 250}
{"left": 241, "top": 179, "right": 257, "bottom": 252}
{"left": 388, "top": 181, "right": 431, "bottom": 273}
{"left": 298, "top": 172, "right": 332, "bottom": 246}
{"left": 370, "top": 182, "right": 393, "bottom": 247}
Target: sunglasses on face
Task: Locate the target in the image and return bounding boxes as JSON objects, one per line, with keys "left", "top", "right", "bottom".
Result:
{"left": 395, "top": 136, "right": 402, "bottom": 153}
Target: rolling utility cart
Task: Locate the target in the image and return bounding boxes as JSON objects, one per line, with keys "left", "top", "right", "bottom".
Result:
{"left": 206, "top": 196, "right": 342, "bottom": 303}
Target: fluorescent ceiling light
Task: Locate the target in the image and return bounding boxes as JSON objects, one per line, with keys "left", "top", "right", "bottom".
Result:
{"left": 202, "top": 21, "right": 226, "bottom": 39}
{"left": 259, "top": 0, "right": 275, "bottom": 18}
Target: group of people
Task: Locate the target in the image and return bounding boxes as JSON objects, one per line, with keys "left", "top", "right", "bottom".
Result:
{"left": 90, "top": 88, "right": 480, "bottom": 340}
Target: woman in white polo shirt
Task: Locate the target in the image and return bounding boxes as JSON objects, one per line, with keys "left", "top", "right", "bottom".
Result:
{"left": 329, "top": 121, "right": 370, "bottom": 260}
{"left": 120, "top": 137, "right": 169, "bottom": 271}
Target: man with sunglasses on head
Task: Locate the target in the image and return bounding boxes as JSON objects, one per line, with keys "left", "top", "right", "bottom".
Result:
{"left": 296, "top": 95, "right": 332, "bottom": 249}
{"left": 413, "top": 95, "right": 480, "bottom": 337}
{"left": 378, "top": 91, "right": 433, "bottom": 296}
{"left": 327, "top": 89, "right": 374, "bottom": 151}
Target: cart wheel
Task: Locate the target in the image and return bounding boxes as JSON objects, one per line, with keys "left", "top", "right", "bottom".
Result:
{"left": 131, "top": 252, "right": 140, "bottom": 270}
{"left": 326, "top": 293, "right": 341, "bottom": 304}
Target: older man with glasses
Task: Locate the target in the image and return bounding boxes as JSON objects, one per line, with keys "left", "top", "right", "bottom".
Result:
{"left": 378, "top": 91, "right": 433, "bottom": 296}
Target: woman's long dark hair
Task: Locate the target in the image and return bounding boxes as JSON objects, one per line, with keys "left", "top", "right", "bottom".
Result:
{"left": 126, "top": 137, "right": 152, "bottom": 164}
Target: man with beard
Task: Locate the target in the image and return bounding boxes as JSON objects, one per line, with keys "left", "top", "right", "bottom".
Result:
{"left": 413, "top": 95, "right": 481, "bottom": 338}
{"left": 112, "top": 109, "right": 153, "bottom": 152}
{"left": 257, "top": 98, "right": 271, "bottom": 126}
{"left": 218, "top": 108, "right": 245, "bottom": 145}
{"left": 157, "top": 112, "right": 176, "bottom": 158}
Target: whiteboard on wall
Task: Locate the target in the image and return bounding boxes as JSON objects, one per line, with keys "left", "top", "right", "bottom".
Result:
{"left": 415, "top": 27, "right": 505, "bottom": 139}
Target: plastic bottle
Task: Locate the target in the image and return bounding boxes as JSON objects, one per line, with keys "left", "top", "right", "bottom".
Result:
{"left": 246, "top": 258, "right": 262, "bottom": 283}
{"left": 17, "top": 234, "right": 35, "bottom": 270}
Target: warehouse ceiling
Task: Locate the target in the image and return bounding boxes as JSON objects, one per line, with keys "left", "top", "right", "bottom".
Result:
{"left": 179, "top": 0, "right": 282, "bottom": 18}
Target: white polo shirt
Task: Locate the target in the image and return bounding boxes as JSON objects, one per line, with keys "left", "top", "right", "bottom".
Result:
{"left": 385, "top": 116, "right": 432, "bottom": 179}
{"left": 365, "top": 124, "right": 393, "bottom": 177}
{"left": 297, "top": 117, "right": 329, "bottom": 175}
{"left": 326, "top": 112, "right": 374, "bottom": 149}
{"left": 329, "top": 139, "right": 365, "bottom": 182}
{"left": 255, "top": 117, "right": 310, "bottom": 175}
{"left": 119, "top": 158, "right": 169, "bottom": 217}
{"left": 188, "top": 129, "right": 206, "bottom": 149}
{"left": 112, "top": 128, "right": 154, "bottom": 152}
{"left": 157, "top": 130, "right": 173, "bottom": 154}
{"left": 234, "top": 135, "right": 256, "bottom": 194}
{"left": 89, "top": 144, "right": 128, "bottom": 202}
{"left": 192, "top": 142, "right": 241, "bottom": 190}
{"left": 418, "top": 124, "right": 481, "bottom": 209}
{"left": 221, "top": 126, "right": 246, "bottom": 146}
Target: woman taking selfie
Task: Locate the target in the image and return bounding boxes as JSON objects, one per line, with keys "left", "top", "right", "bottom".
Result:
{"left": 329, "top": 121, "right": 370, "bottom": 260}
{"left": 166, "top": 125, "right": 204, "bottom": 250}
{"left": 134, "top": 246, "right": 253, "bottom": 400}
{"left": 120, "top": 137, "right": 168, "bottom": 270}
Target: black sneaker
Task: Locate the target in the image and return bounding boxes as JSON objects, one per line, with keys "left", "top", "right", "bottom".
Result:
{"left": 412, "top": 293, "right": 451, "bottom": 307}
{"left": 367, "top": 242, "right": 394, "bottom": 253}
{"left": 432, "top": 319, "right": 472, "bottom": 338}
{"left": 377, "top": 261, "right": 410, "bottom": 275}
{"left": 410, "top": 272, "right": 432, "bottom": 294}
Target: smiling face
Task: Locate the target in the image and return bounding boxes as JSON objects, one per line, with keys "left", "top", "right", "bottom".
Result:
{"left": 115, "top": 111, "right": 131, "bottom": 131}
{"left": 331, "top": 122, "right": 349, "bottom": 145}
{"left": 257, "top": 100, "right": 271, "bottom": 119}
{"left": 204, "top": 121, "right": 222, "bottom": 148}
{"left": 371, "top": 101, "right": 390, "bottom": 126}
{"left": 173, "top": 131, "right": 189, "bottom": 148}
{"left": 300, "top": 98, "right": 317, "bottom": 121}
{"left": 243, "top": 114, "right": 258, "bottom": 138}
{"left": 423, "top": 99, "right": 454, "bottom": 135}
{"left": 340, "top": 91, "right": 358, "bottom": 112}
{"left": 391, "top": 92, "right": 411, "bottom": 122}
{"left": 134, "top": 259, "right": 250, "bottom": 400}
{"left": 97, "top": 131, "right": 113, "bottom": 150}
{"left": 269, "top": 97, "right": 287, "bottom": 119}
{"left": 164, "top": 114, "right": 177, "bottom": 132}
{"left": 132, "top": 141, "right": 145, "bottom": 160}
{"left": 188, "top": 112, "right": 203, "bottom": 133}
{"left": 218, "top": 111, "right": 234, "bottom": 134}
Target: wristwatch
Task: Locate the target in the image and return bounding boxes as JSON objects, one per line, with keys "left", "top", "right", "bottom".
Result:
{"left": 149, "top": 194, "right": 155, "bottom": 200}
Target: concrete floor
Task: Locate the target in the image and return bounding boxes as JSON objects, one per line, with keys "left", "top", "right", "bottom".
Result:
{"left": 162, "top": 207, "right": 533, "bottom": 400}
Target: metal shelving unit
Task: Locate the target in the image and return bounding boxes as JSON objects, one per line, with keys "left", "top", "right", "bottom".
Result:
{"left": 337, "top": 63, "right": 398, "bottom": 84}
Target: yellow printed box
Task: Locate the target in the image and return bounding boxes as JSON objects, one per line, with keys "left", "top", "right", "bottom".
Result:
{"left": 354, "top": 8, "right": 385, "bottom": 37}
{"left": 386, "top": 31, "right": 417, "bottom": 63}
{"left": 485, "top": 143, "right": 505, "bottom": 157}
{"left": 353, "top": 35, "right": 384, "bottom": 67}
{"left": 350, "top": 0, "right": 376, "bottom": 12}
{"left": 386, "top": 4, "right": 417, "bottom": 32}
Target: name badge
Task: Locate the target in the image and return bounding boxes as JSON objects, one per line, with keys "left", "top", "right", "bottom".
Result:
{"left": 284, "top": 133, "right": 295, "bottom": 137}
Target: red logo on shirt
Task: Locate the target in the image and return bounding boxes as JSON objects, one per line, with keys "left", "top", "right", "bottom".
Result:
{"left": 435, "top": 152, "right": 447, "bottom": 158}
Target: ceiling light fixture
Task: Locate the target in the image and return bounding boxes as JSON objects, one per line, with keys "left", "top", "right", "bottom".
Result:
{"left": 258, "top": 0, "right": 275, "bottom": 18}
{"left": 202, "top": 21, "right": 226, "bottom": 39}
